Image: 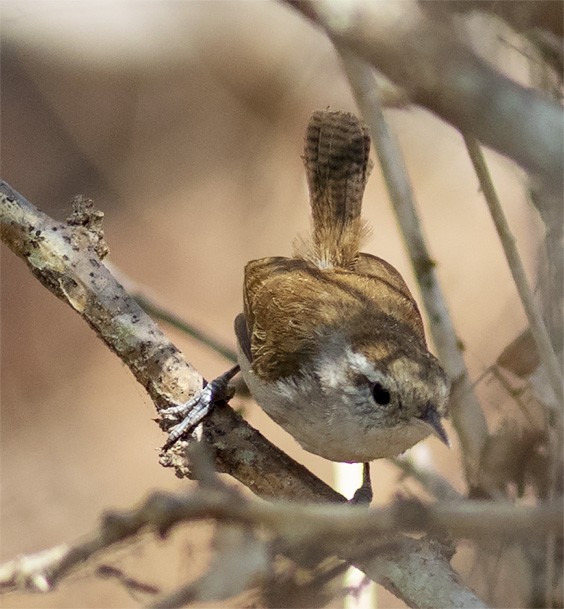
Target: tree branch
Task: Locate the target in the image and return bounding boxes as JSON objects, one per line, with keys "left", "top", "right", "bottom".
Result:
{"left": 0, "top": 180, "right": 489, "bottom": 607}
{"left": 463, "top": 135, "right": 563, "bottom": 407}
{"left": 419, "top": 0, "right": 563, "bottom": 40}
{"left": 0, "top": 180, "right": 334, "bottom": 502}
{"left": 285, "top": 0, "right": 563, "bottom": 191}
{"left": 1, "top": 479, "right": 559, "bottom": 598}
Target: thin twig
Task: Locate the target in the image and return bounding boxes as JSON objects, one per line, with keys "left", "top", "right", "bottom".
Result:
{"left": 338, "top": 48, "right": 489, "bottom": 487}
{"left": 463, "top": 135, "right": 563, "bottom": 407}
{"left": 463, "top": 133, "right": 563, "bottom": 609}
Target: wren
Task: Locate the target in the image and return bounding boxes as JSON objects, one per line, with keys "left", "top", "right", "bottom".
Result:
{"left": 162, "top": 110, "right": 450, "bottom": 500}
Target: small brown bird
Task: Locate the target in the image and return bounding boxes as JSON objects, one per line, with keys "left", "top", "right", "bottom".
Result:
{"left": 162, "top": 110, "right": 450, "bottom": 499}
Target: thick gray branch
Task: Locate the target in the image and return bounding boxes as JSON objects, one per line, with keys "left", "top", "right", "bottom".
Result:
{"left": 0, "top": 180, "right": 333, "bottom": 501}
{"left": 0, "top": 181, "right": 486, "bottom": 608}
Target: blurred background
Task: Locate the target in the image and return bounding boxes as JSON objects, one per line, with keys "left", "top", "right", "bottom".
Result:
{"left": 1, "top": 2, "right": 547, "bottom": 607}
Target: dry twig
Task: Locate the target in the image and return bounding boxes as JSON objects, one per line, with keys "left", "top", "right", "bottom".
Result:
{"left": 463, "top": 136, "right": 563, "bottom": 407}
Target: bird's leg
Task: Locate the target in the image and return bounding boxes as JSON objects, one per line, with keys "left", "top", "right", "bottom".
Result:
{"left": 349, "top": 462, "right": 373, "bottom": 505}
{"left": 160, "top": 365, "right": 240, "bottom": 449}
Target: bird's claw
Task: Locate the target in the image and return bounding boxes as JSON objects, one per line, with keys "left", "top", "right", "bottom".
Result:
{"left": 160, "top": 365, "right": 239, "bottom": 449}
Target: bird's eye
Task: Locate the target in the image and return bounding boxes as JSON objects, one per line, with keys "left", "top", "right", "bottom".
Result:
{"left": 372, "top": 382, "right": 391, "bottom": 405}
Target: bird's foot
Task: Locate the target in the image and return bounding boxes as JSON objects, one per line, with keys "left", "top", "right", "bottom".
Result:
{"left": 160, "top": 365, "right": 239, "bottom": 449}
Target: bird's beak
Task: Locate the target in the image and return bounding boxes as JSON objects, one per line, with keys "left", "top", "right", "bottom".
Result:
{"left": 414, "top": 407, "right": 449, "bottom": 447}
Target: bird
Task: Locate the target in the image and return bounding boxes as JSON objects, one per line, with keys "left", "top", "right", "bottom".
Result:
{"left": 161, "top": 109, "right": 450, "bottom": 502}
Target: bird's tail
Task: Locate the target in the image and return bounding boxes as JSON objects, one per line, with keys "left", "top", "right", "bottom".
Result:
{"left": 300, "top": 109, "right": 371, "bottom": 270}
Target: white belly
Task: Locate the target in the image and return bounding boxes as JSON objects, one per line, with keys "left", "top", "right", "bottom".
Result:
{"left": 238, "top": 352, "right": 430, "bottom": 462}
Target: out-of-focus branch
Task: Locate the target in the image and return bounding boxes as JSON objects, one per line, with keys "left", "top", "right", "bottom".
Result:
{"left": 419, "top": 0, "right": 563, "bottom": 39}
{"left": 391, "top": 456, "right": 463, "bottom": 502}
{"left": 338, "top": 49, "right": 489, "bottom": 488}
{"left": 419, "top": 1, "right": 564, "bottom": 88}
{"left": 1, "top": 478, "right": 560, "bottom": 596}
{"left": 286, "top": 0, "right": 563, "bottom": 193}
{"left": 0, "top": 181, "right": 487, "bottom": 608}
{"left": 464, "top": 136, "right": 563, "bottom": 407}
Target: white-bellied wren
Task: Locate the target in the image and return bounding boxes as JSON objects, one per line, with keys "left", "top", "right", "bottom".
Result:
{"left": 162, "top": 109, "right": 450, "bottom": 500}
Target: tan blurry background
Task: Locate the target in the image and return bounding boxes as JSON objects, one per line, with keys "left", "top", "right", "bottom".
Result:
{"left": 1, "top": 2, "right": 544, "bottom": 607}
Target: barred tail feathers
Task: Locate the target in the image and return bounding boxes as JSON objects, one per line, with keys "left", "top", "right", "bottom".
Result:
{"left": 301, "top": 110, "right": 371, "bottom": 270}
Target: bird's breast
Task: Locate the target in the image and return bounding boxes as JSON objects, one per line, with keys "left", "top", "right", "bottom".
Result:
{"left": 238, "top": 349, "right": 430, "bottom": 462}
